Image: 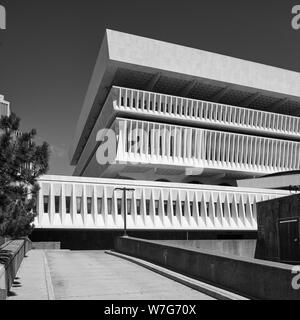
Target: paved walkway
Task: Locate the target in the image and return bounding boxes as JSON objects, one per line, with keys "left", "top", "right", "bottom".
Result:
{"left": 8, "top": 250, "right": 215, "bottom": 300}
{"left": 7, "top": 250, "right": 53, "bottom": 300}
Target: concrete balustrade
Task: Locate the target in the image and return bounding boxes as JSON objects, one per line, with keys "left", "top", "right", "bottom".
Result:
{"left": 114, "top": 118, "right": 300, "bottom": 175}
{"left": 114, "top": 86, "right": 300, "bottom": 139}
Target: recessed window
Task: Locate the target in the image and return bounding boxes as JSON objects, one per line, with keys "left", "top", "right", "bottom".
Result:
{"left": 198, "top": 202, "right": 201, "bottom": 216}
{"left": 181, "top": 201, "right": 185, "bottom": 216}
{"left": 55, "top": 196, "right": 60, "bottom": 213}
{"left": 155, "top": 200, "right": 159, "bottom": 216}
{"left": 43, "top": 196, "right": 49, "bottom": 213}
{"left": 117, "top": 198, "right": 122, "bottom": 215}
{"left": 214, "top": 202, "right": 218, "bottom": 217}
{"left": 222, "top": 203, "right": 225, "bottom": 217}
{"left": 127, "top": 199, "right": 132, "bottom": 215}
{"left": 190, "top": 201, "right": 193, "bottom": 216}
{"left": 107, "top": 198, "right": 112, "bottom": 215}
{"left": 76, "top": 197, "right": 82, "bottom": 214}
{"left": 146, "top": 200, "right": 150, "bottom": 216}
{"left": 97, "top": 198, "right": 102, "bottom": 214}
{"left": 66, "top": 196, "right": 71, "bottom": 214}
{"left": 173, "top": 201, "right": 177, "bottom": 216}
{"left": 87, "top": 197, "right": 92, "bottom": 214}
{"left": 164, "top": 200, "right": 168, "bottom": 216}
{"left": 206, "top": 202, "right": 210, "bottom": 217}
{"left": 136, "top": 199, "right": 141, "bottom": 215}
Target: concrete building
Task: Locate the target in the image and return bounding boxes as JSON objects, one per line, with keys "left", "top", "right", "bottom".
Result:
{"left": 0, "top": 95, "right": 10, "bottom": 118}
{"left": 32, "top": 30, "right": 300, "bottom": 245}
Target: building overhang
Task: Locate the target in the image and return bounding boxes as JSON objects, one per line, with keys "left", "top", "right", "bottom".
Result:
{"left": 70, "top": 29, "right": 300, "bottom": 166}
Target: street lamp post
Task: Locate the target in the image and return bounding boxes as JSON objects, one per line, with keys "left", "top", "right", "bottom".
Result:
{"left": 114, "top": 187, "right": 135, "bottom": 237}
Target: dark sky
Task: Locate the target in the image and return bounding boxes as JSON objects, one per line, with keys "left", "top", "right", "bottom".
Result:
{"left": 0, "top": 0, "right": 299, "bottom": 175}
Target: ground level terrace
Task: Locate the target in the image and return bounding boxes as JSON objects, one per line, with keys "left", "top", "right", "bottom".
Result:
{"left": 35, "top": 175, "right": 291, "bottom": 231}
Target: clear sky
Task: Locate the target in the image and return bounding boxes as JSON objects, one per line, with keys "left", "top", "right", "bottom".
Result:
{"left": 0, "top": 0, "right": 299, "bottom": 175}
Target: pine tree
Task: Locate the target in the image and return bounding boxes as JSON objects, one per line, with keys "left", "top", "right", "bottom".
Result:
{"left": 0, "top": 113, "right": 49, "bottom": 239}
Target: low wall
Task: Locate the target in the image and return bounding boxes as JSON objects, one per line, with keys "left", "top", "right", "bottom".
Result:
{"left": 152, "top": 240, "right": 257, "bottom": 258}
{"left": 0, "top": 239, "right": 31, "bottom": 300}
{"left": 32, "top": 242, "right": 61, "bottom": 250}
{"left": 114, "top": 237, "right": 300, "bottom": 300}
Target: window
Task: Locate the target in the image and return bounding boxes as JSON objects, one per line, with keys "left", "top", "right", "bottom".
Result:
{"left": 136, "top": 200, "right": 141, "bottom": 215}
{"left": 221, "top": 203, "right": 225, "bottom": 217}
{"left": 155, "top": 200, "right": 159, "bottom": 216}
{"left": 181, "top": 201, "right": 185, "bottom": 216}
{"left": 198, "top": 202, "right": 201, "bottom": 216}
{"left": 173, "top": 201, "right": 177, "bottom": 216}
{"left": 214, "top": 202, "right": 218, "bottom": 217}
{"left": 190, "top": 201, "right": 193, "bottom": 216}
{"left": 127, "top": 199, "right": 132, "bottom": 215}
{"left": 170, "top": 136, "right": 174, "bottom": 157}
{"left": 43, "top": 195, "right": 49, "bottom": 213}
{"left": 206, "top": 202, "right": 210, "bottom": 217}
{"left": 87, "top": 197, "right": 92, "bottom": 214}
{"left": 97, "top": 198, "right": 102, "bottom": 214}
{"left": 107, "top": 198, "right": 112, "bottom": 215}
{"left": 117, "top": 198, "right": 122, "bottom": 215}
{"left": 66, "top": 196, "right": 71, "bottom": 214}
{"left": 146, "top": 200, "right": 150, "bottom": 216}
{"left": 159, "top": 136, "right": 163, "bottom": 156}
{"left": 55, "top": 196, "right": 60, "bottom": 213}
{"left": 76, "top": 197, "right": 82, "bottom": 214}
{"left": 236, "top": 204, "right": 240, "bottom": 217}
{"left": 164, "top": 200, "right": 168, "bottom": 216}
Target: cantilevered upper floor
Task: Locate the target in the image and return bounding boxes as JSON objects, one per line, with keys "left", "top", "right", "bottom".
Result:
{"left": 70, "top": 29, "right": 300, "bottom": 169}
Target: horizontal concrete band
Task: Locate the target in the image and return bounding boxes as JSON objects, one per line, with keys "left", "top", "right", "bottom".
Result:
{"left": 114, "top": 236, "right": 300, "bottom": 300}
{"left": 0, "top": 239, "right": 31, "bottom": 300}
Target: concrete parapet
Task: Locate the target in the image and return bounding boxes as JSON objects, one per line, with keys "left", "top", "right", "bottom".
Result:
{"left": 114, "top": 236, "right": 300, "bottom": 300}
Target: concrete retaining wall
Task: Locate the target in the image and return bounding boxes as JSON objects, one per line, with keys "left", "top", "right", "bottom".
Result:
{"left": 0, "top": 239, "right": 31, "bottom": 300}
{"left": 114, "top": 237, "right": 300, "bottom": 300}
